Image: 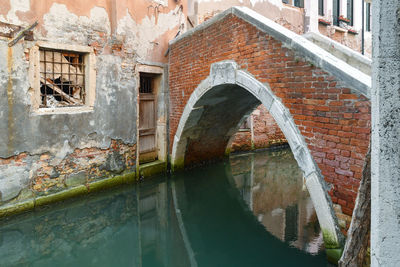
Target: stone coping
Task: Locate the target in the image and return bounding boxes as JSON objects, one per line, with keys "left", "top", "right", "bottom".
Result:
{"left": 303, "top": 32, "right": 371, "bottom": 76}
{"left": 0, "top": 172, "right": 136, "bottom": 219}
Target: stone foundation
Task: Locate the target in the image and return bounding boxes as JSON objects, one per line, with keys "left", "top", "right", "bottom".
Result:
{"left": 0, "top": 140, "right": 136, "bottom": 214}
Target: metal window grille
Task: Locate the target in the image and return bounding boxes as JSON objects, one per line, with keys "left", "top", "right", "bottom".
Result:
{"left": 39, "top": 49, "right": 85, "bottom": 108}
{"left": 140, "top": 75, "right": 153, "bottom": 94}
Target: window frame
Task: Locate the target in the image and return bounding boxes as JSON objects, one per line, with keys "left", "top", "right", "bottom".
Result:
{"left": 29, "top": 42, "right": 96, "bottom": 115}
{"left": 281, "top": 0, "right": 303, "bottom": 8}
{"left": 239, "top": 116, "right": 252, "bottom": 131}
{"left": 293, "top": 0, "right": 304, "bottom": 8}
{"left": 318, "top": 0, "right": 324, "bottom": 16}
{"left": 347, "top": 0, "right": 354, "bottom": 26}
{"left": 333, "top": 0, "right": 340, "bottom": 26}
{"left": 366, "top": 3, "right": 371, "bottom": 32}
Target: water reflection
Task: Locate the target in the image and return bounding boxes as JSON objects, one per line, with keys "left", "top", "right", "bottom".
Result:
{"left": 229, "top": 148, "right": 324, "bottom": 255}
{"left": 0, "top": 179, "right": 191, "bottom": 267}
{"left": 0, "top": 148, "right": 328, "bottom": 267}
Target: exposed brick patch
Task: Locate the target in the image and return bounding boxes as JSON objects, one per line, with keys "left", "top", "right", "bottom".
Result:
{"left": 34, "top": 140, "right": 136, "bottom": 193}
{"left": 169, "top": 14, "right": 371, "bottom": 219}
{"left": 231, "top": 130, "right": 252, "bottom": 152}
{"left": 0, "top": 140, "right": 136, "bottom": 199}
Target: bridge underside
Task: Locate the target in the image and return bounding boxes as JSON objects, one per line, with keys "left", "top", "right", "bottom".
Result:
{"left": 183, "top": 84, "right": 260, "bottom": 166}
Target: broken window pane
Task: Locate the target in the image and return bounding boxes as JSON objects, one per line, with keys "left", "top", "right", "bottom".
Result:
{"left": 39, "top": 49, "right": 85, "bottom": 108}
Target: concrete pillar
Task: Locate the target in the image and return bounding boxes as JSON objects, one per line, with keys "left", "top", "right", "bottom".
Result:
{"left": 304, "top": 0, "right": 319, "bottom": 33}
{"left": 371, "top": 1, "right": 400, "bottom": 266}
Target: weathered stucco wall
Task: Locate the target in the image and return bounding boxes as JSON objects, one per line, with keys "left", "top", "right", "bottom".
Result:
{"left": 189, "top": 0, "right": 304, "bottom": 34}
{"left": 0, "top": 0, "right": 186, "bottom": 209}
{"left": 318, "top": 24, "right": 371, "bottom": 58}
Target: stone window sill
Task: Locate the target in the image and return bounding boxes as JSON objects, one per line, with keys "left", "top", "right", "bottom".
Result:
{"left": 238, "top": 129, "right": 251, "bottom": 132}
{"left": 333, "top": 26, "right": 347, "bottom": 33}
{"left": 32, "top": 106, "right": 94, "bottom": 116}
{"left": 318, "top": 17, "right": 332, "bottom": 26}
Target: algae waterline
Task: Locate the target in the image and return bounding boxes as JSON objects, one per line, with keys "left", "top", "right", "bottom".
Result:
{"left": 0, "top": 161, "right": 167, "bottom": 219}
{"left": 0, "top": 148, "right": 334, "bottom": 266}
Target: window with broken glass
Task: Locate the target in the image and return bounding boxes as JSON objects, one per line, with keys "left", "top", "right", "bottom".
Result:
{"left": 239, "top": 116, "right": 252, "bottom": 131}
{"left": 39, "top": 49, "right": 85, "bottom": 108}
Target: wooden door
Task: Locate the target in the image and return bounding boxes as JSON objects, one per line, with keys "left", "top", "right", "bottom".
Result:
{"left": 139, "top": 75, "right": 157, "bottom": 163}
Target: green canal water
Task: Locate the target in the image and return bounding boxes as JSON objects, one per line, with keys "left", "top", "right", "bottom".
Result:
{"left": 0, "top": 148, "right": 332, "bottom": 266}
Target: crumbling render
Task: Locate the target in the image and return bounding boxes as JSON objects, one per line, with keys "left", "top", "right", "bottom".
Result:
{"left": 39, "top": 50, "right": 85, "bottom": 108}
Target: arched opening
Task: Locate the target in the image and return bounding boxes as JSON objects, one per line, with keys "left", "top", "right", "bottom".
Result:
{"left": 171, "top": 60, "right": 344, "bottom": 251}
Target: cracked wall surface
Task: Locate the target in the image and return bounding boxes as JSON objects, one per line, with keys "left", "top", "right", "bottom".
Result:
{"left": 0, "top": 0, "right": 186, "bottom": 206}
{"left": 189, "top": 0, "right": 304, "bottom": 34}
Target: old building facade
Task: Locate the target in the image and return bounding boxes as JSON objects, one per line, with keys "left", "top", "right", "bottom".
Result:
{"left": 0, "top": 0, "right": 186, "bottom": 209}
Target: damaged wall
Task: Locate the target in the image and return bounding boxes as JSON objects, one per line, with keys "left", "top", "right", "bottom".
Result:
{"left": 188, "top": 0, "right": 304, "bottom": 34}
{"left": 0, "top": 0, "right": 186, "bottom": 207}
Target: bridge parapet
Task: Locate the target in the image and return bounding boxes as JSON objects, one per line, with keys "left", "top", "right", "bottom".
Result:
{"left": 304, "top": 32, "right": 371, "bottom": 76}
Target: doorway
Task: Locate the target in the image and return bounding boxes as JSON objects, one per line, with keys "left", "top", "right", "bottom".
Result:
{"left": 139, "top": 73, "right": 158, "bottom": 163}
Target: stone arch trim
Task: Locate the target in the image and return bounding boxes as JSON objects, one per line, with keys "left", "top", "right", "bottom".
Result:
{"left": 171, "top": 61, "right": 344, "bottom": 249}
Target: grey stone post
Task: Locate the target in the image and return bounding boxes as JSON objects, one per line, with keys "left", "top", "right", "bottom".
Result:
{"left": 371, "top": 1, "right": 400, "bottom": 266}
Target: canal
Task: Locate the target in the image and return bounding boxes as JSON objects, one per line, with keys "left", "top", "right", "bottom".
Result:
{"left": 0, "top": 147, "right": 332, "bottom": 266}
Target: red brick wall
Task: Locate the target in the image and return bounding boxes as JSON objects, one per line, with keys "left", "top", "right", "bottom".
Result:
{"left": 253, "top": 105, "right": 287, "bottom": 149}
{"left": 230, "top": 105, "right": 287, "bottom": 152}
{"left": 169, "top": 14, "right": 371, "bottom": 217}
{"left": 231, "top": 130, "right": 252, "bottom": 152}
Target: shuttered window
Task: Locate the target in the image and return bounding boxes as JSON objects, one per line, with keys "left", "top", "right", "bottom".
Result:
{"left": 318, "top": 0, "right": 324, "bottom": 16}
{"left": 366, "top": 3, "right": 371, "bottom": 32}
{"left": 333, "top": 0, "right": 340, "bottom": 26}
{"left": 293, "top": 0, "right": 304, "bottom": 8}
{"left": 347, "top": 0, "right": 354, "bottom": 26}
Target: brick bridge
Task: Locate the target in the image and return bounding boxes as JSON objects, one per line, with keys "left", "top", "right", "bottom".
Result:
{"left": 168, "top": 7, "right": 371, "bottom": 249}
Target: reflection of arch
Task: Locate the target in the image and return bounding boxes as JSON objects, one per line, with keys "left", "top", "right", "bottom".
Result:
{"left": 171, "top": 179, "right": 198, "bottom": 267}
{"left": 171, "top": 61, "right": 344, "bottom": 249}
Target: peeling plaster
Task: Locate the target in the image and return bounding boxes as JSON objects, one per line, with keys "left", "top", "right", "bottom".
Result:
{"left": 196, "top": 0, "right": 283, "bottom": 9}
{"left": 116, "top": 5, "right": 185, "bottom": 59}
{"left": 194, "top": 0, "right": 301, "bottom": 33}
{"left": 50, "top": 140, "right": 73, "bottom": 166}
{"left": 42, "top": 3, "right": 110, "bottom": 44}
{"left": 249, "top": 0, "right": 283, "bottom": 9}
{"left": 0, "top": 0, "right": 30, "bottom": 25}
{"left": 152, "top": 0, "right": 168, "bottom": 6}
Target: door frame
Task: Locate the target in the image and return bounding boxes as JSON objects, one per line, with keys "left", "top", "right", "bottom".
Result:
{"left": 135, "top": 64, "right": 165, "bottom": 173}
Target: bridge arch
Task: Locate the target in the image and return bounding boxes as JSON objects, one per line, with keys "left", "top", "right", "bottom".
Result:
{"left": 171, "top": 60, "right": 344, "bottom": 249}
